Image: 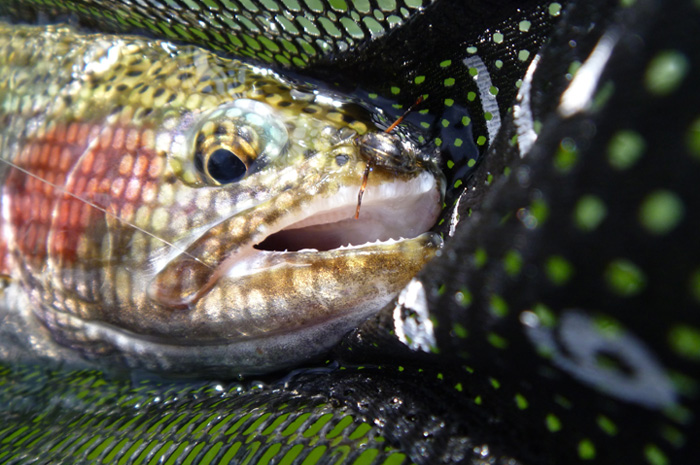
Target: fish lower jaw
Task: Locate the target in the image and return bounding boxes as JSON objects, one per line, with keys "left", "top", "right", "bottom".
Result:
{"left": 254, "top": 170, "right": 442, "bottom": 254}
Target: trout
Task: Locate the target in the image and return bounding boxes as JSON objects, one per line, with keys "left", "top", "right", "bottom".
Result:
{"left": 0, "top": 23, "right": 444, "bottom": 375}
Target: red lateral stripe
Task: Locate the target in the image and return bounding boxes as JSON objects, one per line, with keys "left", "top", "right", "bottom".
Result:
{"left": 6, "top": 122, "right": 162, "bottom": 265}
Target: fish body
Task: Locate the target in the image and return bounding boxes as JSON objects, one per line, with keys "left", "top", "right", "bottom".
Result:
{"left": 0, "top": 23, "right": 444, "bottom": 374}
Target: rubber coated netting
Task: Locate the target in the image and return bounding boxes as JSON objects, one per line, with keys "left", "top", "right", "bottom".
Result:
{"left": 1, "top": 0, "right": 699, "bottom": 464}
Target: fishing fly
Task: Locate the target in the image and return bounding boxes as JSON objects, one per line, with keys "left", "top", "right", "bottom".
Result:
{"left": 354, "top": 96, "right": 424, "bottom": 219}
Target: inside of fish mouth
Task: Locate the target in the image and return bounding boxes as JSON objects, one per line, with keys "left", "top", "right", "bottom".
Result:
{"left": 254, "top": 204, "right": 421, "bottom": 252}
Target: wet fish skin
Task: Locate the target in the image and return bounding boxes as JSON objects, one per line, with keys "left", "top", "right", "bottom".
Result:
{"left": 0, "top": 23, "right": 444, "bottom": 374}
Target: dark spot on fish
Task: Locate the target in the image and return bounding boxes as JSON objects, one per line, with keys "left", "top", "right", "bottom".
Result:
{"left": 142, "top": 108, "right": 153, "bottom": 117}
{"left": 126, "top": 70, "right": 143, "bottom": 77}
{"left": 151, "top": 67, "right": 162, "bottom": 76}
{"left": 105, "top": 85, "right": 112, "bottom": 91}
{"left": 304, "top": 149, "right": 317, "bottom": 159}
{"left": 278, "top": 101, "right": 292, "bottom": 107}
{"left": 167, "top": 93, "right": 177, "bottom": 103}
{"left": 200, "top": 85, "right": 213, "bottom": 94}
{"left": 153, "top": 88, "right": 166, "bottom": 98}
{"left": 114, "top": 64, "right": 123, "bottom": 71}
{"left": 63, "top": 95, "right": 72, "bottom": 105}
{"left": 139, "top": 85, "right": 150, "bottom": 94}
{"left": 109, "top": 104, "right": 124, "bottom": 115}
{"left": 302, "top": 106, "right": 318, "bottom": 114}
{"left": 177, "top": 72, "right": 194, "bottom": 81}
{"left": 196, "top": 133, "right": 206, "bottom": 146}
{"left": 116, "top": 84, "right": 129, "bottom": 92}
{"left": 199, "top": 75, "right": 212, "bottom": 82}
{"left": 214, "top": 125, "right": 228, "bottom": 136}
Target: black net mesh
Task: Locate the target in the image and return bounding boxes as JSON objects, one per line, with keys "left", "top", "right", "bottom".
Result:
{"left": 2, "top": 0, "right": 438, "bottom": 67}
{"left": 1, "top": 364, "right": 417, "bottom": 464}
{"left": 1, "top": 0, "right": 699, "bottom": 464}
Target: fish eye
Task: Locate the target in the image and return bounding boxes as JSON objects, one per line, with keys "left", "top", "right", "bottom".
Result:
{"left": 196, "top": 147, "right": 248, "bottom": 185}
{"left": 181, "top": 99, "right": 289, "bottom": 186}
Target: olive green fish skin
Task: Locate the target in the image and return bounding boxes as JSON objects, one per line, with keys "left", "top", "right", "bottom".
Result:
{"left": 0, "top": 23, "right": 444, "bottom": 374}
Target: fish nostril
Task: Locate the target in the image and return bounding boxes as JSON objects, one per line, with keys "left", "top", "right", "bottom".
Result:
{"left": 335, "top": 154, "right": 349, "bottom": 166}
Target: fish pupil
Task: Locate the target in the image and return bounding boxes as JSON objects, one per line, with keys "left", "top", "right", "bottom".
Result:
{"left": 207, "top": 148, "right": 247, "bottom": 184}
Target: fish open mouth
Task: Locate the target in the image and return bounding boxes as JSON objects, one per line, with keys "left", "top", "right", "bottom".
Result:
{"left": 254, "top": 171, "right": 442, "bottom": 253}
{"left": 148, "top": 170, "right": 443, "bottom": 309}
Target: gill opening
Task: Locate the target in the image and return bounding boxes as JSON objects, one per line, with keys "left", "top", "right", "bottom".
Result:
{"left": 0, "top": 158, "right": 213, "bottom": 271}
{"left": 354, "top": 95, "right": 424, "bottom": 220}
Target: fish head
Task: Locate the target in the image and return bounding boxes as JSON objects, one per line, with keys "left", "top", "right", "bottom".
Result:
{"left": 141, "top": 93, "right": 445, "bottom": 347}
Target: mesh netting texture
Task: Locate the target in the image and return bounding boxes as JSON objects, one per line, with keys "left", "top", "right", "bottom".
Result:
{"left": 1, "top": 0, "right": 699, "bottom": 464}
